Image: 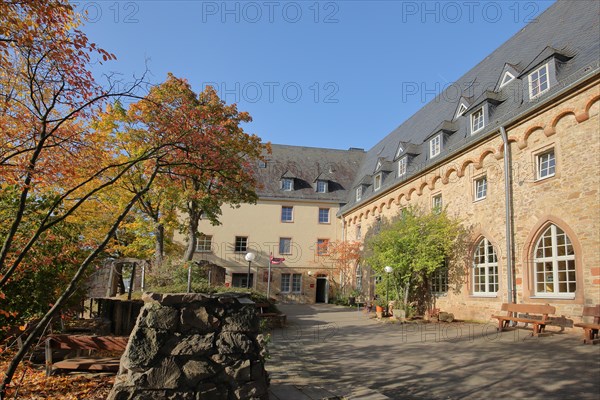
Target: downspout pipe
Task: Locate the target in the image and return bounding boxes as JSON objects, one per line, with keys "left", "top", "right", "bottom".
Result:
{"left": 499, "top": 126, "right": 516, "bottom": 304}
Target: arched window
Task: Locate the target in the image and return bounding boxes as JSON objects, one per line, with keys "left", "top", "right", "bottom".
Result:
{"left": 533, "top": 224, "right": 576, "bottom": 297}
{"left": 473, "top": 238, "right": 498, "bottom": 295}
{"left": 355, "top": 265, "right": 362, "bottom": 290}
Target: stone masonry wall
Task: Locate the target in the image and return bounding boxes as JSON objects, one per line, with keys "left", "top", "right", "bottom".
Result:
{"left": 108, "top": 293, "right": 269, "bottom": 400}
{"left": 343, "top": 82, "right": 600, "bottom": 323}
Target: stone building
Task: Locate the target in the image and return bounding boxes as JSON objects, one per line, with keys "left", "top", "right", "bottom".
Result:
{"left": 340, "top": 0, "right": 599, "bottom": 321}
{"left": 176, "top": 0, "right": 599, "bottom": 321}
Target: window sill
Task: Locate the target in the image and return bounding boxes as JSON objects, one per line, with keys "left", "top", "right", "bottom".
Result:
{"left": 470, "top": 293, "right": 497, "bottom": 298}
{"left": 195, "top": 250, "right": 212, "bottom": 253}
{"left": 535, "top": 173, "right": 555, "bottom": 182}
{"left": 530, "top": 295, "right": 575, "bottom": 300}
{"left": 281, "top": 221, "right": 294, "bottom": 223}
{"left": 473, "top": 197, "right": 486, "bottom": 203}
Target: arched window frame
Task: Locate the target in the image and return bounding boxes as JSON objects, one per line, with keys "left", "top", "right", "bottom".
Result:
{"left": 532, "top": 224, "right": 576, "bottom": 299}
{"left": 472, "top": 237, "right": 499, "bottom": 296}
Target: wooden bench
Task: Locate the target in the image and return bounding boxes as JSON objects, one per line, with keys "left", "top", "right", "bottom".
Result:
{"left": 45, "top": 334, "right": 128, "bottom": 376}
{"left": 254, "top": 302, "right": 286, "bottom": 328}
{"left": 574, "top": 305, "right": 600, "bottom": 345}
{"left": 492, "top": 303, "right": 556, "bottom": 336}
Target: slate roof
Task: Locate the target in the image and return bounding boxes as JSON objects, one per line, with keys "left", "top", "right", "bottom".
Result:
{"left": 340, "top": 0, "right": 600, "bottom": 214}
{"left": 253, "top": 144, "right": 365, "bottom": 203}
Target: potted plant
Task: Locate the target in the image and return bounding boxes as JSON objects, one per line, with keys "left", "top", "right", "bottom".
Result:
{"left": 375, "top": 297, "right": 387, "bottom": 318}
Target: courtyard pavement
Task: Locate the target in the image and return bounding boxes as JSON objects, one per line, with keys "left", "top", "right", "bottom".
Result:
{"left": 266, "top": 304, "right": 600, "bottom": 400}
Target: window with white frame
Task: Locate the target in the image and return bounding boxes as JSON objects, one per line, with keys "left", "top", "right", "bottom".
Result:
{"left": 474, "top": 176, "right": 487, "bottom": 201}
{"left": 316, "top": 180, "right": 328, "bottom": 193}
{"left": 281, "top": 178, "right": 294, "bottom": 191}
{"left": 430, "top": 266, "right": 448, "bottom": 294}
{"left": 291, "top": 273, "right": 302, "bottom": 293}
{"left": 234, "top": 236, "right": 248, "bottom": 252}
{"left": 356, "top": 225, "right": 362, "bottom": 240}
{"left": 195, "top": 234, "right": 212, "bottom": 252}
{"left": 355, "top": 265, "right": 362, "bottom": 290}
{"left": 356, "top": 186, "right": 362, "bottom": 202}
{"left": 398, "top": 157, "right": 407, "bottom": 177}
{"left": 473, "top": 238, "right": 498, "bottom": 295}
{"left": 258, "top": 160, "right": 267, "bottom": 168}
{"left": 536, "top": 149, "right": 555, "bottom": 180}
{"left": 281, "top": 206, "right": 293, "bottom": 222}
{"left": 534, "top": 224, "right": 576, "bottom": 297}
{"left": 279, "top": 237, "right": 292, "bottom": 255}
{"left": 317, "top": 239, "right": 329, "bottom": 255}
{"left": 374, "top": 174, "right": 382, "bottom": 191}
{"left": 318, "top": 208, "right": 330, "bottom": 224}
{"left": 529, "top": 63, "right": 549, "bottom": 99}
{"left": 471, "top": 107, "right": 485, "bottom": 134}
{"left": 281, "top": 273, "right": 291, "bottom": 292}
{"left": 430, "top": 134, "right": 441, "bottom": 158}
{"left": 432, "top": 194, "right": 443, "bottom": 213}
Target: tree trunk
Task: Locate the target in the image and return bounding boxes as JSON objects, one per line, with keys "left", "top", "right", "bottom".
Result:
{"left": 154, "top": 222, "right": 164, "bottom": 268}
{"left": 183, "top": 203, "right": 200, "bottom": 262}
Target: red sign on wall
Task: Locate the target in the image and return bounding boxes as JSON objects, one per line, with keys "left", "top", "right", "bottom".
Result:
{"left": 310, "top": 284, "right": 315, "bottom": 288}
{"left": 225, "top": 282, "right": 230, "bottom": 287}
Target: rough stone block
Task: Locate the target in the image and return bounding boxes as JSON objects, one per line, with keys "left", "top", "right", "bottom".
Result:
{"left": 181, "top": 304, "right": 218, "bottom": 332}
{"left": 182, "top": 359, "right": 216, "bottom": 387}
{"left": 217, "top": 332, "right": 254, "bottom": 355}
{"left": 145, "top": 357, "right": 183, "bottom": 390}
{"left": 171, "top": 333, "right": 215, "bottom": 356}
{"left": 122, "top": 328, "right": 167, "bottom": 370}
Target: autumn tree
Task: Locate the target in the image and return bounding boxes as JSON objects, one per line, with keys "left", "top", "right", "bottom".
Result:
{"left": 120, "top": 74, "right": 269, "bottom": 264}
{"left": 317, "top": 240, "right": 362, "bottom": 295}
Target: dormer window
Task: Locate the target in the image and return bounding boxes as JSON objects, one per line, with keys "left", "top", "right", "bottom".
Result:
{"left": 316, "top": 180, "right": 328, "bottom": 193}
{"left": 398, "top": 157, "right": 407, "bottom": 177}
{"left": 471, "top": 107, "right": 485, "bottom": 134}
{"left": 499, "top": 71, "right": 515, "bottom": 88}
{"left": 529, "top": 63, "right": 549, "bottom": 99}
{"left": 396, "top": 145, "right": 404, "bottom": 158}
{"left": 374, "top": 174, "right": 382, "bottom": 191}
{"left": 281, "top": 178, "right": 294, "bottom": 191}
{"left": 375, "top": 161, "right": 382, "bottom": 171}
{"left": 430, "top": 134, "right": 442, "bottom": 158}
{"left": 356, "top": 186, "right": 362, "bottom": 202}
{"left": 456, "top": 103, "right": 467, "bottom": 118}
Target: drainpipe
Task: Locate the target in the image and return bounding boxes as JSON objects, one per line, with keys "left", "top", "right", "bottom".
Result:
{"left": 499, "top": 126, "right": 516, "bottom": 304}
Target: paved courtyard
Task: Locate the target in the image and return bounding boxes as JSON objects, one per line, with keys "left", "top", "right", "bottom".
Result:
{"left": 266, "top": 304, "right": 600, "bottom": 400}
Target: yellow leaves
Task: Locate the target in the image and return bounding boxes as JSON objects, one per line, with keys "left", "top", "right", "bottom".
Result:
{"left": 0, "top": 353, "right": 114, "bottom": 400}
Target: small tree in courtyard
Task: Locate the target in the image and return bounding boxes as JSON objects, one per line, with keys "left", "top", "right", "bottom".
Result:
{"left": 363, "top": 207, "right": 470, "bottom": 315}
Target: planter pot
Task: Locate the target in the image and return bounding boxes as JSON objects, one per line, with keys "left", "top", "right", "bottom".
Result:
{"left": 375, "top": 305, "right": 384, "bottom": 313}
{"left": 348, "top": 297, "right": 356, "bottom": 306}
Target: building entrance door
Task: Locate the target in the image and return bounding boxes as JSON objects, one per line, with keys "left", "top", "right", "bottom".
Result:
{"left": 315, "top": 277, "right": 328, "bottom": 303}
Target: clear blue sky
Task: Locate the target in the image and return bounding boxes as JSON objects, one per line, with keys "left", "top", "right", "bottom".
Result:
{"left": 80, "top": 0, "right": 555, "bottom": 150}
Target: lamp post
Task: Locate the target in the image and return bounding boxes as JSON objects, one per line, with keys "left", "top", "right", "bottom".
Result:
{"left": 384, "top": 266, "right": 393, "bottom": 316}
{"left": 245, "top": 252, "right": 256, "bottom": 289}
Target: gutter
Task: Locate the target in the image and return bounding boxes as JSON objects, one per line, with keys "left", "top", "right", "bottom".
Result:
{"left": 499, "top": 126, "right": 516, "bottom": 304}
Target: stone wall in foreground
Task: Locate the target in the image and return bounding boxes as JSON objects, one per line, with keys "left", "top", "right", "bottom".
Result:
{"left": 108, "top": 292, "right": 269, "bottom": 400}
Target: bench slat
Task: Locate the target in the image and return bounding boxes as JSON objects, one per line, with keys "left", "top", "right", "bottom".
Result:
{"left": 53, "top": 357, "right": 121, "bottom": 372}
{"left": 501, "top": 303, "right": 556, "bottom": 315}
{"left": 48, "top": 335, "right": 128, "bottom": 351}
